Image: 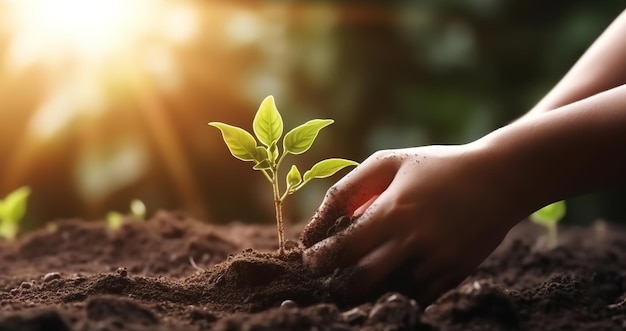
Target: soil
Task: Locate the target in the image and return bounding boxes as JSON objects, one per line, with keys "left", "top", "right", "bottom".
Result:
{"left": 2, "top": 210, "right": 626, "bottom": 331}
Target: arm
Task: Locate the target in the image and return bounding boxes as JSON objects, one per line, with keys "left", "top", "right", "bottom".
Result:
{"left": 301, "top": 10, "right": 626, "bottom": 305}
{"left": 301, "top": 82, "right": 626, "bottom": 305}
{"left": 482, "top": 83, "right": 626, "bottom": 207}
{"left": 525, "top": 9, "right": 626, "bottom": 116}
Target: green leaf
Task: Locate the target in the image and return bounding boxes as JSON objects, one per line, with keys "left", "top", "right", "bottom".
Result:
{"left": 107, "top": 211, "right": 124, "bottom": 230}
{"left": 253, "top": 96, "right": 283, "bottom": 147}
{"left": 285, "top": 165, "right": 302, "bottom": 193}
{"left": 209, "top": 122, "right": 259, "bottom": 162}
{"left": 530, "top": 200, "right": 566, "bottom": 227}
{"left": 303, "top": 158, "right": 358, "bottom": 183}
{"left": 284, "top": 119, "right": 334, "bottom": 155}
{"left": 254, "top": 146, "right": 269, "bottom": 164}
{"left": 0, "top": 186, "right": 30, "bottom": 224}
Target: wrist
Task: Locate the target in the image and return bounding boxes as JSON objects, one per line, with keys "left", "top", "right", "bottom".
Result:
{"left": 467, "top": 126, "right": 556, "bottom": 219}
{"left": 459, "top": 139, "right": 544, "bottom": 228}
{"left": 475, "top": 85, "right": 626, "bottom": 214}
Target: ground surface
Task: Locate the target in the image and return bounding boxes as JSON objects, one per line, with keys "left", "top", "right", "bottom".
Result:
{"left": 1, "top": 210, "right": 626, "bottom": 331}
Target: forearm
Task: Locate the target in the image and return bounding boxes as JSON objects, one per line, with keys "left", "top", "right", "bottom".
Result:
{"left": 478, "top": 83, "right": 626, "bottom": 213}
{"left": 526, "top": 10, "right": 626, "bottom": 116}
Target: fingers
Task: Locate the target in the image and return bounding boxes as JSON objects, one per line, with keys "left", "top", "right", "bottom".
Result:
{"left": 349, "top": 232, "right": 421, "bottom": 297}
{"left": 300, "top": 151, "right": 398, "bottom": 247}
{"left": 303, "top": 189, "right": 399, "bottom": 274}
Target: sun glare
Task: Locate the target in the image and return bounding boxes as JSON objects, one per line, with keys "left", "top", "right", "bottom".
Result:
{"left": 5, "top": 0, "right": 196, "bottom": 68}
{"left": 1, "top": 0, "right": 206, "bottom": 217}
{"left": 14, "top": 0, "right": 136, "bottom": 57}
{"left": 2, "top": 0, "right": 200, "bottom": 139}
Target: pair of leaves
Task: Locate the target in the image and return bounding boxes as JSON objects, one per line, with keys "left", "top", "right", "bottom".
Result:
{"left": 209, "top": 95, "right": 340, "bottom": 167}
{"left": 106, "top": 199, "right": 147, "bottom": 230}
{"left": 251, "top": 96, "right": 335, "bottom": 155}
{"left": 0, "top": 186, "right": 30, "bottom": 239}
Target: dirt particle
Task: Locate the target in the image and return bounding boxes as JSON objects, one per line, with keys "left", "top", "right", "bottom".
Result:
{"left": 43, "top": 272, "right": 62, "bottom": 282}
{"left": 20, "top": 281, "right": 33, "bottom": 289}
{"left": 284, "top": 240, "right": 300, "bottom": 251}
{"left": 341, "top": 307, "right": 368, "bottom": 324}
{"left": 367, "top": 293, "right": 421, "bottom": 327}
{"left": 116, "top": 267, "right": 128, "bottom": 278}
{"left": 280, "top": 300, "right": 297, "bottom": 309}
{"left": 189, "top": 308, "right": 218, "bottom": 323}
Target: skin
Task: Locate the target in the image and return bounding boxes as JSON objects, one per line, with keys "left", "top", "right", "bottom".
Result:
{"left": 301, "top": 9, "right": 626, "bottom": 305}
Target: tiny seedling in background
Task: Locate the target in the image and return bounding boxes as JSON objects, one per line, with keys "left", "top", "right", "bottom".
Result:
{"left": 210, "top": 95, "right": 358, "bottom": 254}
{"left": 530, "top": 200, "right": 566, "bottom": 248}
{"left": 106, "top": 211, "right": 124, "bottom": 230}
{"left": 130, "top": 199, "right": 146, "bottom": 220}
{"left": 0, "top": 186, "right": 30, "bottom": 240}
{"left": 107, "top": 199, "right": 147, "bottom": 230}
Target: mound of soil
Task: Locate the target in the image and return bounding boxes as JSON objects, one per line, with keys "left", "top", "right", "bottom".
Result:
{"left": 1, "top": 210, "right": 626, "bottom": 330}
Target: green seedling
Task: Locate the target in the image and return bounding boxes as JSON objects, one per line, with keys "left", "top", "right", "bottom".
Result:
{"left": 210, "top": 95, "right": 358, "bottom": 254}
{"left": 106, "top": 199, "right": 147, "bottom": 230}
{"left": 530, "top": 200, "right": 566, "bottom": 248}
{"left": 130, "top": 199, "right": 146, "bottom": 220}
{"left": 0, "top": 186, "right": 30, "bottom": 240}
{"left": 106, "top": 211, "right": 124, "bottom": 230}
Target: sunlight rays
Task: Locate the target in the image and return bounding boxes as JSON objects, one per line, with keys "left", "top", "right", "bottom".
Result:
{"left": 0, "top": 0, "right": 205, "bottom": 217}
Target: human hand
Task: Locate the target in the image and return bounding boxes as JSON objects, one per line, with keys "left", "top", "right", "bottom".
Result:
{"left": 300, "top": 144, "right": 528, "bottom": 304}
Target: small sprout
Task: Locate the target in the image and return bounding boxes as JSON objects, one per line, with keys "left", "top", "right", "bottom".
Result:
{"left": 0, "top": 186, "right": 31, "bottom": 240}
{"left": 130, "top": 199, "right": 146, "bottom": 221}
{"left": 210, "top": 95, "right": 358, "bottom": 254}
{"left": 106, "top": 199, "right": 147, "bottom": 230}
{"left": 106, "top": 211, "right": 124, "bottom": 230}
{"left": 530, "top": 200, "right": 566, "bottom": 248}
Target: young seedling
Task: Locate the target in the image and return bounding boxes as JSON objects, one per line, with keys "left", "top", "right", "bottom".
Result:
{"left": 106, "top": 211, "right": 124, "bottom": 230}
{"left": 106, "top": 199, "right": 147, "bottom": 230}
{"left": 0, "top": 186, "right": 31, "bottom": 240}
{"left": 210, "top": 95, "right": 358, "bottom": 254}
{"left": 530, "top": 200, "right": 566, "bottom": 248}
{"left": 130, "top": 199, "right": 147, "bottom": 220}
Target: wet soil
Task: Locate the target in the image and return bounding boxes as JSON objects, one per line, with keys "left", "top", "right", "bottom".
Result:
{"left": 1, "top": 210, "right": 626, "bottom": 330}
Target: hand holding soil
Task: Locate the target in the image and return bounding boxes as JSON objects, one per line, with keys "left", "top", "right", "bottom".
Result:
{"left": 301, "top": 79, "right": 626, "bottom": 304}
{"left": 302, "top": 9, "right": 626, "bottom": 304}
{"left": 301, "top": 144, "right": 524, "bottom": 304}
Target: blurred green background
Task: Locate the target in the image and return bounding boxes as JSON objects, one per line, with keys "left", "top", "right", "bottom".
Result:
{"left": 0, "top": 0, "right": 624, "bottom": 231}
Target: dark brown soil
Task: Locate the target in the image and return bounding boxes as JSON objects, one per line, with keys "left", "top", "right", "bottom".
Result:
{"left": 1, "top": 210, "right": 626, "bottom": 330}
